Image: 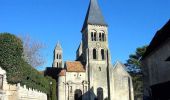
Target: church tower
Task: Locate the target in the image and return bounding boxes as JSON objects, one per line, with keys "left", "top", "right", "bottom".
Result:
{"left": 81, "top": 0, "right": 111, "bottom": 99}
{"left": 52, "top": 42, "right": 63, "bottom": 68}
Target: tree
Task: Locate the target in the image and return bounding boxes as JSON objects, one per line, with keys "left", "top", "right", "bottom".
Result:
{"left": 21, "top": 35, "right": 45, "bottom": 68}
{"left": 125, "top": 45, "right": 148, "bottom": 73}
{"left": 125, "top": 45, "right": 148, "bottom": 100}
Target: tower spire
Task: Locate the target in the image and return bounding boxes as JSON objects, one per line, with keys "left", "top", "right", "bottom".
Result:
{"left": 81, "top": 0, "right": 107, "bottom": 32}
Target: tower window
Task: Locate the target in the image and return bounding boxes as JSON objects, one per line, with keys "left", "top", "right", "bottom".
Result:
{"left": 99, "top": 67, "right": 101, "bottom": 71}
{"left": 57, "top": 54, "right": 58, "bottom": 59}
{"left": 94, "top": 32, "right": 97, "bottom": 41}
{"left": 59, "top": 55, "right": 61, "bottom": 59}
{"left": 101, "top": 49, "right": 105, "bottom": 60}
{"left": 99, "top": 33, "right": 102, "bottom": 41}
{"left": 102, "top": 33, "right": 105, "bottom": 41}
{"left": 93, "top": 49, "right": 97, "bottom": 59}
{"left": 91, "top": 32, "right": 94, "bottom": 41}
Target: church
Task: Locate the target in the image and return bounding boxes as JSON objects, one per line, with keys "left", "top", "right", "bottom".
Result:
{"left": 51, "top": 0, "right": 134, "bottom": 100}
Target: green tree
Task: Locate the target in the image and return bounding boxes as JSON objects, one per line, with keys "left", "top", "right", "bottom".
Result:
{"left": 125, "top": 45, "right": 147, "bottom": 100}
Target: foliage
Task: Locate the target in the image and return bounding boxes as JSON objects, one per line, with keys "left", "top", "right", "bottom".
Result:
{"left": 125, "top": 45, "right": 147, "bottom": 100}
{"left": 125, "top": 45, "right": 147, "bottom": 73}
{"left": 21, "top": 35, "right": 45, "bottom": 68}
{"left": 0, "top": 33, "right": 56, "bottom": 99}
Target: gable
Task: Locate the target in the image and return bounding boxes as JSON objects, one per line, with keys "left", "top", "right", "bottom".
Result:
{"left": 112, "top": 61, "right": 131, "bottom": 77}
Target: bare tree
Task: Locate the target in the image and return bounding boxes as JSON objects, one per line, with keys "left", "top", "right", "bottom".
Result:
{"left": 20, "top": 35, "right": 46, "bottom": 68}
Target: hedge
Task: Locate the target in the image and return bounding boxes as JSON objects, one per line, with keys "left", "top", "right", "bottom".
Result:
{"left": 0, "top": 33, "right": 56, "bottom": 100}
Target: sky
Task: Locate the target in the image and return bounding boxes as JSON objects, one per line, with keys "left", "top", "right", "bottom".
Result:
{"left": 0, "top": 0, "right": 170, "bottom": 70}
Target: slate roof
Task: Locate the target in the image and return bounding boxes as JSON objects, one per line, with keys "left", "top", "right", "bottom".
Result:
{"left": 142, "top": 19, "right": 170, "bottom": 59}
{"left": 66, "top": 61, "right": 85, "bottom": 72}
{"left": 81, "top": 0, "right": 107, "bottom": 32}
{"left": 55, "top": 41, "right": 62, "bottom": 50}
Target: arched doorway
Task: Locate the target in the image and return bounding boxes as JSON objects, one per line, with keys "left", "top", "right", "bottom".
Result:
{"left": 74, "top": 89, "right": 82, "bottom": 100}
{"left": 97, "top": 87, "right": 103, "bottom": 100}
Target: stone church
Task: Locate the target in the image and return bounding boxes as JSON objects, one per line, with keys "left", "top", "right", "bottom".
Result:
{"left": 51, "top": 0, "right": 134, "bottom": 100}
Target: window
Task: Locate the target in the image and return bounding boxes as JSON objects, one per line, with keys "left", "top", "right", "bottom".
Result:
{"left": 97, "top": 87, "right": 103, "bottom": 100}
{"left": 57, "top": 54, "right": 58, "bottom": 59}
{"left": 0, "top": 75, "right": 3, "bottom": 89}
{"left": 99, "top": 67, "right": 101, "bottom": 71}
{"left": 102, "top": 33, "right": 105, "bottom": 41}
{"left": 70, "top": 86, "right": 73, "bottom": 93}
{"left": 91, "top": 32, "right": 94, "bottom": 41}
{"left": 101, "top": 49, "right": 105, "bottom": 60}
{"left": 99, "top": 33, "right": 102, "bottom": 41}
{"left": 93, "top": 49, "right": 97, "bottom": 59}
{"left": 94, "top": 32, "right": 97, "bottom": 41}
{"left": 59, "top": 55, "right": 61, "bottom": 59}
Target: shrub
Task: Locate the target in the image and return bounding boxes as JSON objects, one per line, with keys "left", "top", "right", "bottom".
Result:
{"left": 0, "top": 33, "right": 56, "bottom": 99}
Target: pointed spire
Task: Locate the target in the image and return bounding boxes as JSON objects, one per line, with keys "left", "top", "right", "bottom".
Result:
{"left": 81, "top": 0, "right": 107, "bottom": 32}
{"left": 55, "top": 41, "right": 62, "bottom": 50}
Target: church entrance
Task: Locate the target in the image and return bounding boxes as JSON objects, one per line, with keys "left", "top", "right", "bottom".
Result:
{"left": 97, "top": 87, "right": 103, "bottom": 100}
{"left": 74, "top": 89, "right": 82, "bottom": 100}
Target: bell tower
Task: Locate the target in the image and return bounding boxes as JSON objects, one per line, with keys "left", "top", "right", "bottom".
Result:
{"left": 81, "top": 0, "right": 111, "bottom": 99}
{"left": 52, "top": 42, "right": 63, "bottom": 68}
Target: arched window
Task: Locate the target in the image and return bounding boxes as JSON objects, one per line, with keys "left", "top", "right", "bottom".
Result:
{"left": 59, "top": 54, "right": 61, "bottom": 59}
{"left": 102, "top": 33, "right": 105, "bottom": 41}
{"left": 74, "top": 89, "right": 82, "bottom": 100}
{"left": 91, "top": 32, "right": 94, "bottom": 41}
{"left": 99, "top": 33, "right": 102, "bottom": 41}
{"left": 93, "top": 49, "right": 97, "bottom": 59}
{"left": 101, "top": 49, "right": 105, "bottom": 60}
{"left": 97, "top": 87, "right": 103, "bottom": 100}
{"left": 57, "top": 54, "right": 58, "bottom": 59}
{"left": 94, "top": 32, "right": 97, "bottom": 41}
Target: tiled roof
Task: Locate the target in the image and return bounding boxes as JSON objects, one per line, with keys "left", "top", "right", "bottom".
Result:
{"left": 66, "top": 61, "right": 85, "bottom": 72}
{"left": 59, "top": 69, "right": 66, "bottom": 76}
{"left": 81, "top": 0, "right": 107, "bottom": 32}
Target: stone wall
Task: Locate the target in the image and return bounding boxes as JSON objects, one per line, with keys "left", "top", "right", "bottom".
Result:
{"left": 0, "top": 67, "right": 47, "bottom": 100}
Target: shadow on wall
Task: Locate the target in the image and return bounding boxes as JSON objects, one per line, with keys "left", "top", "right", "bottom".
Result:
{"left": 80, "top": 87, "right": 108, "bottom": 100}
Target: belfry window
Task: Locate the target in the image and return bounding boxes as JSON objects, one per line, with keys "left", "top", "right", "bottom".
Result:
{"left": 94, "top": 32, "right": 97, "bottom": 41}
{"left": 102, "top": 33, "right": 105, "bottom": 41}
{"left": 97, "top": 87, "right": 103, "bottom": 100}
{"left": 59, "top": 55, "right": 61, "bottom": 59}
{"left": 99, "top": 33, "right": 102, "bottom": 41}
{"left": 101, "top": 49, "right": 105, "bottom": 60}
{"left": 57, "top": 54, "right": 58, "bottom": 59}
{"left": 93, "top": 49, "right": 97, "bottom": 59}
{"left": 91, "top": 32, "right": 94, "bottom": 41}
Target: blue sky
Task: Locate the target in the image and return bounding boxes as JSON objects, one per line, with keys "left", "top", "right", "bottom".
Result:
{"left": 0, "top": 0, "right": 170, "bottom": 70}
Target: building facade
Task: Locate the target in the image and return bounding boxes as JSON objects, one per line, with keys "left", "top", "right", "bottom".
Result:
{"left": 142, "top": 20, "right": 170, "bottom": 100}
{"left": 54, "top": 0, "right": 134, "bottom": 100}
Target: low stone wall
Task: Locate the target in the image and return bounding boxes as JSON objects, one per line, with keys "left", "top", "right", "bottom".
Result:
{"left": 17, "top": 83, "right": 47, "bottom": 100}
{"left": 0, "top": 67, "right": 47, "bottom": 100}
